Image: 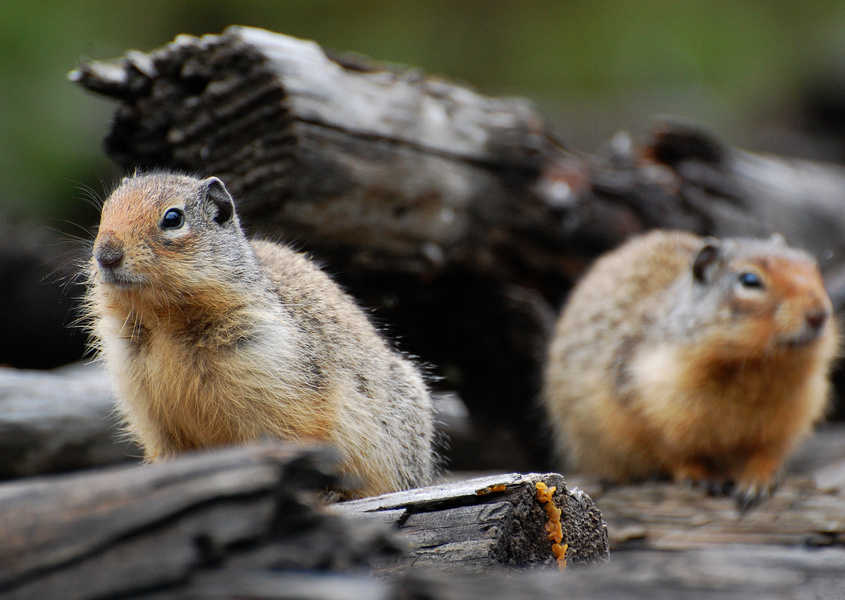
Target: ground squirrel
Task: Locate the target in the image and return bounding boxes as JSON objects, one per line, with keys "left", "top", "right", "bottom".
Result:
{"left": 85, "top": 172, "right": 435, "bottom": 497}
{"left": 542, "top": 230, "right": 838, "bottom": 509}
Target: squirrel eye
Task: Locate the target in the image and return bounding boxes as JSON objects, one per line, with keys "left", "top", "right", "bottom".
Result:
{"left": 738, "top": 271, "right": 763, "bottom": 289}
{"left": 160, "top": 208, "right": 185, "bottom": 230}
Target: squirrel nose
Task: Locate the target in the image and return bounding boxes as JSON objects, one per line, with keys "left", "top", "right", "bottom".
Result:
{"left": 94, "top": 236, "right": 125, "bottom": 269}
{"left": 805, "top": 309, "right": 829, "bottom": 333}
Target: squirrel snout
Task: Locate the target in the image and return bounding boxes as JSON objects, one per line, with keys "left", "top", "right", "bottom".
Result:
{"left": 805, "top": 308, "right": 830, "bottom": 333}
{"left": 94, "top": 236, "right": 125, "bottom": 269}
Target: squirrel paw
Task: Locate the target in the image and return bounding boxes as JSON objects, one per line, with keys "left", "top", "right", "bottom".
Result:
{"left": 733, "top": 474, "right": 781, "bottom": 514}
{"left": 678, "top": 473, "right": 779, "bottom": 513}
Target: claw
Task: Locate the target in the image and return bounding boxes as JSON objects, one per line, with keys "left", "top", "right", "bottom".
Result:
{"left": 734, "top": 474, "right": 780, "bottom": 515}
{"left": 735, "top": 484, "right": 768, "bottom": 514}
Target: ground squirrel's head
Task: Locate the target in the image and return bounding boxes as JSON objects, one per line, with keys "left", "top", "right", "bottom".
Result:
{"left": 690, "top": 235, "right": 834, "bottom": 352}
{"left": 91, "top": 172, "right": 257, "bottom": 307}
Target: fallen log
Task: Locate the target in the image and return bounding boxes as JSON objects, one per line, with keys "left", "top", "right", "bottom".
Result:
{"left": 68, "top": 26, "right": 845, "bottom": 309}
{"left": 0, "top": 443, "right": 398, "bottom": 600}
{"left": 0, "top": 442, "right": 608, "bottom": 599}
{"left": 71, "top": 26, "right": 845, "bottom": 460}
{"left": 585, "top": 477, "right": 845, "bottom": 550}
{"left": 185, "top": 547, "right": 845, "bottom": 600}
{"left": 4, "top": 372, "right": 845, "bottom": 595}
{"left": 0, "top": 364, "right": 137, "bottom": 479}
{"left": 6, "top": 358, "right": 844, "bottom": 559}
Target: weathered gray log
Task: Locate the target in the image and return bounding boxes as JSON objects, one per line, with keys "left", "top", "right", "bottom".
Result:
{"left": 68, "top": 27, "right": 845, "bottom": 294}
{"left": 568, "top": 474, "right": 845, "bottom": 551}
{"left": 5, "top": 387, "right": 845, "bottom": 597}
{"left": 182, "top": 546, "right": 845, "bottom": 599}
{"left": 7, "top": 359, "right": 845, "bottom": 558}
{"left": 333, "top": 472, "right": 609, "bottom": 573}
{"left": 0, "top": 442, "right": 611, "bottom": 599}
{"left": 71, "top": 27, "right": 552, "bottom": 275}
{"left": 71, "top": 26, "right": 845, "bottom": 458}
{"left": 0, "top": 363, "right": 137, "bottom": 479}
{"left": 0, "top": 442, "right": 399, "bottom": 600}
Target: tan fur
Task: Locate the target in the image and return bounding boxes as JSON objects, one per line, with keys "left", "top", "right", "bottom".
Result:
{"left": 85, "top": 172, "right": 434, "bottom": 497}
{"left": 542, "top": 230, "right": 838, "bottom": 499}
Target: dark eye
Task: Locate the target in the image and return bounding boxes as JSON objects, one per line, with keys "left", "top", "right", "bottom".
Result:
{"left": 161, "top": 208, "right": 185, "bottom": 230}
{"left": 738, "top": 271, "right": 763, "bottom": 289}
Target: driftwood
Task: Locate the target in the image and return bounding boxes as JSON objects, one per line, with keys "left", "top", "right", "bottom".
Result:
{"left": 0, "top": 442, "right": 608, "bottom": 599}
{"left": 71, "top": 27, "right": 845, "bottom": 454}
{"left": 0, "top": 443, "right": 347, "bottom": 599}
{"left": 21, "top": 433, "right": 842, "bottom": 597}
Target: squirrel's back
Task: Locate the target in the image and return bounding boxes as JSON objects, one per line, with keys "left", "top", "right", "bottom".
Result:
{"left": 86, "top": 172, "right": 434, "bottom": 497}
{"left": 542, "top": 230, "right": 838, "bottom": 507}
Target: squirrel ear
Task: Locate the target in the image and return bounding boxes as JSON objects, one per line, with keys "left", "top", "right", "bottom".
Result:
{"left": 692, "top": 239, "right": 723, "bottom": 283}
{"left": 201, "top": 177, "right": 235, "bottom": 225}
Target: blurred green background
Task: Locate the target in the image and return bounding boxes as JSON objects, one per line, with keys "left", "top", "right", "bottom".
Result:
{"left": 4, "top": 0, "right": 845, "bottom": 225}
